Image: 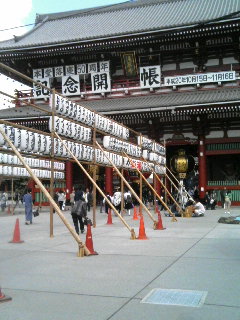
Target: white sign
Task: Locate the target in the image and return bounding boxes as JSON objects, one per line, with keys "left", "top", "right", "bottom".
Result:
{"left": 140, "top": 65, "right": 161, "bottom": 89}
{"left": 44, "top": 68, "right": 53, "bottom": 78}
{"left": 54, "top": 66, "right": 64, "bottom": 77}
{"left": 62, "top": 75, "right": 80, "bottom": 96}
{"left": 33, "top": 78, "right": 50, "bottom": 99}
{"left": 65, "top": 65, "right": 75, "bottom": 76}
{"left": 91, "top": 72, "right": 111, "bottom": 93}
{"left": 33, "top": 69, "right": 43, "bottom": 79}
{"left": 164, "top": 71, "right": 236, "bottom": 86}
{"left": 76, "top": 64, "right": 87, "bottom": 75}
{"left": 88, "top": 62, "right": 98, "bottom": 73}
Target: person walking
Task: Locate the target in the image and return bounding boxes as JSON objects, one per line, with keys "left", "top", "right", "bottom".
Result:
{"left": 57, "top": 190, "right": 65, "bottom": 210}
{"left": 224, "top": 190, "right": 232, "bottom": 214}
{"left": 112, "top": 187, "right": 122, "bottom": 214}
{"left": 210, "top": 190, "right": 217, "bottom": 210}
{"left": 23, "top": 189, "right": 33, "bottom": 225}
{"left": 85, "top": 188, "right": 93, "bottom": 212}
{"left": 103, "top": 191, "right": 112, "bottom": 214}
{"left": 71, "top": 186, "right": 85, "bottom": 234}
{"left": 0, "top": 192, "right": 8, "bottom": 212}
{"left": 70, "top": 189, "right": 75, "bottom": 208}
{"left": 124, "top": 190, "right": 133, "bottom": 216}
{"left": 220, "top": 187, "right": 227, "bottom": 208}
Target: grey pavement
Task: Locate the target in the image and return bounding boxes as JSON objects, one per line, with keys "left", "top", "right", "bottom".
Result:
{"left": 0, "top": 205, "right": 240, "bottom": 320}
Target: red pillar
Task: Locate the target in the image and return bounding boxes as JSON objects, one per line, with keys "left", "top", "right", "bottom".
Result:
{"left": 65, "top": 161, "right": 73, "bottom": 200}
{"left": 105, "top": 167, "right": 113, "bottom": 195}
{"left": 27, "top": 179, "right": 35, "bottom": 201}
{"left": 155, "top": 175, "right": 161, "bottom": 196}
{"left": 198, "top": 136, "right": 207, "bottom": 200}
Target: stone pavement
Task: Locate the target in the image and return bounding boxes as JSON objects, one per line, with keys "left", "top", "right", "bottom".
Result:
{"left": 0, "top": 205, "right": 240, "bottom": 320}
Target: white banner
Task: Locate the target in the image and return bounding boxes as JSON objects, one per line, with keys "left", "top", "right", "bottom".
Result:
{"left": 164, "top": 71, "right": 236, "bottom": 86}
{"left": 91, "top": 72, "right": 111, "bottom": 93}
{"left": 62, "top": 75, "right": 80, "bottom": 96}
{"left": 140, "top": 65, "right": 161, "bottom": 89}
{"left": 33, "top": 78, "right": 50, "bottom": 99}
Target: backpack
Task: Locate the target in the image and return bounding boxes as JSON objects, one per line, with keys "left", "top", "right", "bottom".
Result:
{"left": 126, "top": 194, "right": 132, "bottom": 204}
{"left": 71, "top": 200, "right": 87, "bottom": 217}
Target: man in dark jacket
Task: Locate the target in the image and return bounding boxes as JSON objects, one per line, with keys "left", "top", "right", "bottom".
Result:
{"left": 71, "top": 186, "right": 85, "bottom": 234}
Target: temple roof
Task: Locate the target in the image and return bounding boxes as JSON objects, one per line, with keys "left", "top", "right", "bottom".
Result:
{"left": 0, "top": 0, "right": 239, "bottom": 51}
{"left": 0, "top": 86, "right": 239, "bottom": 119}
{"left": 81, "top": 87, "right": 240, "bottom": 114}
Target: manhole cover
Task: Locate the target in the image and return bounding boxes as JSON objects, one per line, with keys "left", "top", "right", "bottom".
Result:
{"left": 141, "top": 288, "right": 207, "bottom": 307}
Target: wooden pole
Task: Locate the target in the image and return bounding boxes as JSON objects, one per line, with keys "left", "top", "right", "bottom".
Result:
{"left": 123, "top": 152, "right": 177, "bottom": 222}
{"left": 92, "top": 122, "right": 97, "bottom": 227}
{"left": 152, "top": 170, "right": 183, "bottom": 216}
{"left": 166, "top": 166, "right": 193, "bottom": 200}
{"left": 50, "top": 89, "right": 55, "bottom": 238}
{"left": 11, "top": 178, "right": 14, "bottom": 215}
{"left": 96, "top": 142, "right": 157, "bottom": 227}
{"left": 55, "top": 133, "right": 136, "bottom": 239}
{"left": 121, "top": 167, "right": 124, "bottom": 215}
{"left": 0, "top": 127, "right": 90, "bottom": 257}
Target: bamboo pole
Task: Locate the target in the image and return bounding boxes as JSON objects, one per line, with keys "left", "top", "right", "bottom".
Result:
{"left": 96, "top": 142, "right": 157, "bottom": 227}
{"left": 166, "top": 166, "right": 193, "bottom": 200}
{"left": 152, "top": 170, "right": 183, "bottom": 216}
{"left": 50, "top": 90, "right": 55, "bottom": 238}
{"left": 121, "top": 167, "right": 124, "bottom": 215}
{"left": 92, "top": 122, "right": 97, "bottom": 227}
{"left": 55, "top": 133, "right": 136, "bottom": 240}
{"left": 0, "top": 127, "right": 90, "bottom": 257}
{"left": 123, "top": 152, "right": 177, "bottom": 222}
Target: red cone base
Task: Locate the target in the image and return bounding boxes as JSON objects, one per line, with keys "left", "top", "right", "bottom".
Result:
{"left": 9, "top": 218, "right": 24, "bottom": 243}
{"left": 137, "top": 215, "right": 148, "bottom": 240}
{"left": 85, "top": 224, "right": 98, "bottom": 255}
{"left": 106, "top": 209, "right": 113, "bottom": 224}
{"left": 155, "top": 213, "right": 166, "bottom": 230}
{"left": 133, "top": 206, "right": 138, "bottom": 220}
{"left": 0, "top": 288, "right": 12, "bottom": 303}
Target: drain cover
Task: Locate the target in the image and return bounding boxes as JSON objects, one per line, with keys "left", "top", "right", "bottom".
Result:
{"left": 141, "top": 288, "right": 207, "bottom": 307}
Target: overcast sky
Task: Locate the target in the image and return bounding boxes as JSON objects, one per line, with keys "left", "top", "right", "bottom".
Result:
{"left": 0, "top": 0, "right": 128, "bottom": 109}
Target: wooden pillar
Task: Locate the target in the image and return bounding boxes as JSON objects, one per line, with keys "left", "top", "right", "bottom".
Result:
{"left": 65, "top": 161, "right": 73, "bottom": 200}
{"left": 198, "top": 136, "right": 207, "bottom": 200}
{"left": 105, "top": 167, "right": 113, "bottom": 195}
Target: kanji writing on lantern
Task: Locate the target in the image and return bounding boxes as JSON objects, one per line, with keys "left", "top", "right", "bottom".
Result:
{"left": 33, "top": 69, "right": 43, "bottom": 79}
{"left": 62, "top": 75, "right": 80, "bottom": 95}
{"left": 91, "top": 72, "right": 111, "bottom": 93}
{"left": 33, "top": 78, "right": 50, "bottom": 99}
{"left": 54, "top": 66, "right": 64, "bottom": 77}
{"left": 140, "top": 65, "right": 161, "bottom": 88}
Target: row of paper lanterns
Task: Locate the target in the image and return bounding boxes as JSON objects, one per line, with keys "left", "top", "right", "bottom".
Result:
{"left": 0, "top": 153, "right": 65, "bottom": 170}
{"left": 142, "top": 150, "right": 166, "bottom": 165}
{"left": 137, "top": 136, "right": 166, "bottom": 155}
{"left": 49, "top": 116, "right": 92, "bottom": 143}
{"left": 52, "top": 94, "right": 130, "bottom": 140}
{"left": 0, "top": 165, "right": 65, "bottom": 179}
{"left": 103, "top": 136, "right": 142, "bottom": 158}
{"left": 0, "top": 124, "right": 52, "bottom": 154}
{"left": 0, "top": 124, "right": 165, "bottom": 174}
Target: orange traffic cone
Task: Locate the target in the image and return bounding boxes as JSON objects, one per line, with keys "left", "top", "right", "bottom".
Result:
{"left": 137, "top": 215, "right": 148, "bottom": 240}
{"left": 9, "top": 218, "right": 24, "bottom": 243}
{"left": 85, "top": 224, "right": 98, "bottom": 255}
{"left": 155, "top": 212, "right": 166, "bottom": 230}
{"left": 133, "top": 206, "right": 138, "bottom": 220}
{"left": 0, "top": 287, "right": 12, "bottom": 303}
{"left": 106, "top": 208, "right": 113, "bottom": 224}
